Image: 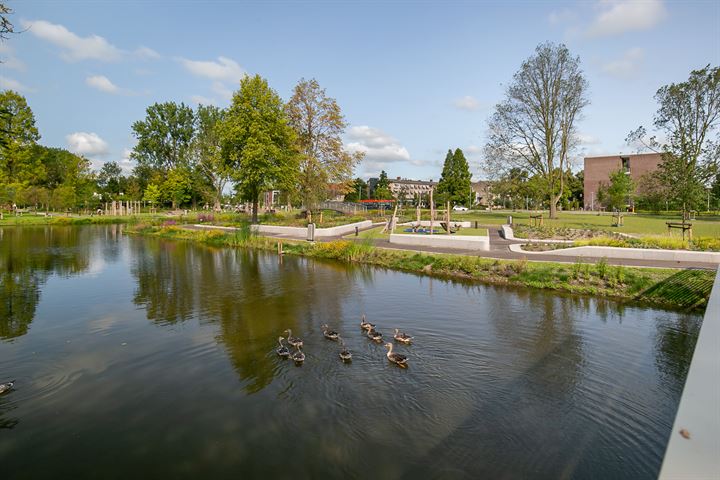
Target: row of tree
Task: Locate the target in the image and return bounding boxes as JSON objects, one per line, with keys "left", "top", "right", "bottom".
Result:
{"left": 484, "top": 41, "right": 719, "bottom": 217}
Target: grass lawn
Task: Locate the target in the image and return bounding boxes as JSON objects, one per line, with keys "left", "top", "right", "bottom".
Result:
{"left": 425, "top": 209, "right": 720, "bottom": 237}
{"left": 349, "top": 226, "right": 488, "bottom": 239}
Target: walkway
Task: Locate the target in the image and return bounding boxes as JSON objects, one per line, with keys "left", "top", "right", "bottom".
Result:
{"left": 187, "top": 223, "right": 720, "bottom": 271}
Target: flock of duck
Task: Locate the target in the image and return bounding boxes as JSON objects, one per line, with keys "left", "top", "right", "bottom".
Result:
{"left": 275, "top": 315, "right": 413, "bottom": 368}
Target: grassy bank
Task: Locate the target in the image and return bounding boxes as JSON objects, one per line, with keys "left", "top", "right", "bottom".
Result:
{"left": 128, "top": 224, "right": 715, "bottom": 311}
{"left": 0, "top": 214, "right": 146, "bottom": 226}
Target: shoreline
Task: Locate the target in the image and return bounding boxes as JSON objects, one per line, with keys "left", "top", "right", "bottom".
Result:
{"left": 127, "top": 224, "right": 716, "bottom": 312}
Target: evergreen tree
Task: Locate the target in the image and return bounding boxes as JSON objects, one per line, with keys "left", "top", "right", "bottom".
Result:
{"left": 374, "top": 170, "right": 392, "bottom": 199}
{"left": 437, "top": 148, "right": 472, "bottom": 206}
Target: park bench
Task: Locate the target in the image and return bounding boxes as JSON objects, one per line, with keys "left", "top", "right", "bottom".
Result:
{"left": 529, "top": 213, "right": 543, "bottom": 227}
{"left": 666, "top": 222, "right": 693, "bottom": 241}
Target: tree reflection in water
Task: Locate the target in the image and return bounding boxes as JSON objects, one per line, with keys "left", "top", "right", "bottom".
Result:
{"left": 0, "top": 227, "right": 92, "bottom": 341}
{"left": 129, "top": 237, "right": 355, "bottom": 394}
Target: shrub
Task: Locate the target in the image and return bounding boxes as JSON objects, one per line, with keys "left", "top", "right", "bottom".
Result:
{"left": 596, "top": 257, "right": 608, "bottom": 279}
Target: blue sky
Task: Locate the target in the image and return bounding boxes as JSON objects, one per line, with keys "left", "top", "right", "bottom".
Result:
{"left": 2, "top": 0, "right": 719, "bottom": 180}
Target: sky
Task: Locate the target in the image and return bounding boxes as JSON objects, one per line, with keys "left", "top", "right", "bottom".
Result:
{"left": 1, "top": 0, "right": 719, "bottom": 181}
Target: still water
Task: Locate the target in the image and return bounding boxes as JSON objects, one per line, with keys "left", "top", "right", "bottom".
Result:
{"left": 0, "top": 226, "right": 701, "bottom": 479}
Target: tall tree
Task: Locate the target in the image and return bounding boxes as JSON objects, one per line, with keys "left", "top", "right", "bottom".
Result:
{"left": 373, "top": 170, "right": 392, "bottom": 199}
{"left": 598, "top": 168, "right": 635, "bottom": 211}
{"left": 484, "top": 42, "right": 589, "bottom": 218}
{"left": 343, "top": 177, "right": 368, "bottom": 202}
{"left": 0, "top": 90, "right": 41, "bottom": 204}
{"left": 193, "top": 104, "right": 229, "bottom": 211}
{"left": 221, "top": 75, "right": 299, "bottom": 223}
{"left": 130, "top": 102, "right": 195, "bottom": 173}
{"left": 437, "top": 148, "right": 472, "bottom": 206}
{"left": 627, "top": 65, "right": 720, "bottom": 213}
{"left": 97, "top": 161, "right": 123, "bottom": 196}
{"left": 286, "top": 78, "right": 363, "bottom": 212}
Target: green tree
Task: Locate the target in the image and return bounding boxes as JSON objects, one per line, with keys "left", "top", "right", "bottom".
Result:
{"left": 373, "top": 170, "right": 392, "bottom": 199}
{"left": 143, "top": 183, "right": 162, "bottom": 207}
{"left": 163, "top": 167, "right": 193, "bottom": 208}
{"left": 130, "top": 102, "right": 195, "bottom": 173}
{"left": 437, "top": 148, "right": 472, "bottom": 206}
{"left": 485, "top": 42, "right": 589, "bottom": 218}
{"left": 193, "top": 104, "right": 230, "bottom": 211}
{"left": 344, "top": 177, "right": 368, "bottom": 202}
{"left": 599, "top": 168, "right": 635, "bottom": 211}
{"left": 97, "top": 161, "right": 123, "bottom": 197}
{"left": 628, "top": 65, "right": 720, "bottom": 214}
{"left": 221, "top": 74, "right": 299, "bottom": 223}
{"left": 286, "top": 78, "right": 363, "bottom": 212}
{"left": 0, "top": 90, "right": 41, "bottom": 203}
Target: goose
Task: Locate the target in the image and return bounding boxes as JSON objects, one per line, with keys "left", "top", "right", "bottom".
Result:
{"left": 276, "top": 337, "right": 290, "bottom": 358}
{"left": 360, "top": 315, "right": 375, "bottom": 331}
{"left": 338, "top": 337, "right": 352, "bottom": 362}
{"left": 384, "top": 343, "right": 408, "bottom": 368}
{"left": 291, "top": 345, "right": 305, "bottom": 364}
{"left": 284, "top": 329, "right": 303, "bottom": 348}
{"left": 0, "top": 380, "right": 14, "bottom": 395}
{"left": 366, "top": 328, "right": 383, "bottom": 343}
{"left": 393, "top": 328, "right": 414, "bottom": 344}
{"left": 321, "top": 324, "right": 339, "bottom": 340}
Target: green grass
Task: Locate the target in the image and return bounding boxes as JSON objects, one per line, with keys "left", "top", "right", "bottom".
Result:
{"left": 349, "top": 226, "right": 488, "bottom": 239}
{"left": 458, "top": 210, "right": 720, "bottom": 237}
{"left": 129, "top": 224, "right": 715, "bottom": 311}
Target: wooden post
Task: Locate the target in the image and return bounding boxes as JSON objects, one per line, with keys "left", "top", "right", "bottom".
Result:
{"left": 429, "top": 188, "right": 434, "bottom": 235}
{"left": 319, "top": 211, "right": 323, "bottom": 224}
{"left": 390, "top": 201, "right": 399, "bottom": 234}
{"left": 446, "top": 201, "right": 451, "bottom": 235}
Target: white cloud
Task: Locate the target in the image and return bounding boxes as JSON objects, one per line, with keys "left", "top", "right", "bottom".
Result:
{"left": 86, "top": 75, "right": 120, "bottom": 94}
{"left": 66, "top": 132, "right": 109, "bottom": 157}
{"left": 601, "top": 47, "right": 644, "bottom": 78}
{"left": 577, "top": 133, "right": 601, "bottom": 145}
{"left": 0, "top": 44, "right": 26, "bottom": 71}
{"left": 587, "top": 0, "right": 667, "bottom": 37}
{"left": 0, "top": 75, "right": 33, "bottom": 92}
{"left": 211, "top": 81, "right": 234, "bottom": 100}
{"left": 178, "top": 56, "right": 245, "bottom": 82}
{"left": 118, "top": 148, "right": 136, "bottom": 175}
{"left": 134, "top": 46, "right": 160, "bottom": 60}
{"left": 346, "top": 126, "right": 411, "bottom": 174}
{"left": 21, "top": 19, "right": 124, "bottom": 61}
{"left": 191, "top": 95, "right": 218, "bottom": 106}
{"left": 548, "top": 9, "right": 577, "bottom": 25}
{"left": 453, "top": 95, "right": 485, "bottom": 111}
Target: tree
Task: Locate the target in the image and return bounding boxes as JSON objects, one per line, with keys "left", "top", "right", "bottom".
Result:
{"left": 221, "top": 74, "right": 299, "bottom": 223}
{"left": 437, "top": 148, "right": 472, "bottom": 206}
{"left": 163, "top": 167, "right": 192, "bottom": 208}
{"left": 0, "top": 90, "right": 41, "bottom": 180}
{"left": 97, "top": 161, "right": 123, "bottom": 196}
{"left": 193, "top": 104, "right": 230, "bottom": 211}
{"left": 130, "top": 102, "right": 195, "bottom": 173}
{"left": 0, "top": 2, "right": 14, "bottom": 43}
{"left": 627, "top": 65, "right": 720, "bottom": 214}
{"left": 484, "top": 42, "right": 589, "bottom": 218}
{"left": 286, "top": 78, "right": 363, "bottom": 212}
{"left": 373, "top": 170, "right": 392, "bottom": 199}
{"left": 343, "top": 177, "right": 367, "bottom": 202}
{"left": 598, "top": 168, "right": 634, "bottom": 211}
{"left": 143, "top": 183, "right": 162, "bottom": 207}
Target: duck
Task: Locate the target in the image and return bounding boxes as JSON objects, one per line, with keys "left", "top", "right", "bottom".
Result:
{"left": 338, "top": 337, "right": 352, "bottom": 362}
{"left": 0, "top": 380, "right": 14, "bottom": 395}
{"left": 366, "top": 328, "right": 383, "bottom": 343}
{"left": 284, "top": 329, "right": 303, "bottom": 348}
{"left": 321, "top": 324, "right": 339, "bottom": 340}
{"left": 276, "top": 337, "right": 290, "bottom": 358}
{"left": 291, "top": 345, "right": 305, "bottom": 364}
{"left": 360, "top": 315, "right": 375, "bottom": 331}
{"left": 384, "top": 343, "right": 408, "bottom": 368}
{"left": 393, "top": 328, "right": 413, "bottom": 344}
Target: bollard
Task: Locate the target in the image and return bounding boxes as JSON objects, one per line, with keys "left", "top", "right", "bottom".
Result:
{"left": 355, "top": 226, "right": 359, "bottom": 236}
{"left": 307, "top": 223, "right": 315, "bottom": 242}
{"left": 507, "top": 215, "right": 513, "bottom": 225}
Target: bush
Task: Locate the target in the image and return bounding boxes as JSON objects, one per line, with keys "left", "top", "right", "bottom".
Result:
{"left": 596, "top": 257, "right": 608, "bottom": 279}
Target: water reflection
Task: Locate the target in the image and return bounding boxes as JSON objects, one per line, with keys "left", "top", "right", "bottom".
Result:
{"left": 0, "top": 227, "right": 92, "bottom": 340}
{"left": 130, "top": 238, "right": 356, "bottom": 393}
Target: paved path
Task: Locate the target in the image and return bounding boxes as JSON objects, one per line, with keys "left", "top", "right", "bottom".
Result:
{"left": 186, "top": 223, "right": 719, "bottom": 271}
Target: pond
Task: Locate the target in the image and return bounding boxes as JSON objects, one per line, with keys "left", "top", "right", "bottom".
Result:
{"left": 0, "top": 226, "right": 701, "bottom": 479}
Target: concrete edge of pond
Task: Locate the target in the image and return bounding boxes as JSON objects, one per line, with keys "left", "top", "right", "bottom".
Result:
{"left": 508, "top": 243, "right": 720, "bottom": 264}
{"left": 659, "top": 266, "right": 720, "bottom": 479}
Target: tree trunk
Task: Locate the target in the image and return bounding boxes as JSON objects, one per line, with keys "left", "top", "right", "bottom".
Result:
{"left": 549, "top": 195, "right": 561, "bottom": 219}
{"left": 252, "top": 199, "right": 259, "bottom": 224}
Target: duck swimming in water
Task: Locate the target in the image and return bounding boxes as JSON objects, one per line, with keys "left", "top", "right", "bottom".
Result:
{"left": 338, "top": 337, "right": 352, "bottom": 362}
{"left": 291, "top": 345, "right": 305, "bottom": 364}
{"left": 360, "top": 315, "right": 375, "bottom": 331}
{"left": 384, "top": 343, "right": 408, "bottom": 368}
{"left": 321, "top": 324, "right": 339, "bottom": 340}
{"left": 393, "top": 328, "right": 413, "bottom": 344}
{"left": 276, "top": 337, "right": 290, "bottom": 358}
{"left": 284, "top": 329, "right": 303, "bottom": 348}
{"left": 0, "top": 380, "right": 14, "bottom": 395}
{"left": 366, "top": 328, "right": 383, "bottom": 343}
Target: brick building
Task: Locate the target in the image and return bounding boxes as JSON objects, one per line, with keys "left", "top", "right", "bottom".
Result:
{"left": 583, "top": 153, "right": 663, "bottom": 210}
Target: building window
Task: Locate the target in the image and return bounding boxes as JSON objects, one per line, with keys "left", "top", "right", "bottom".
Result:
{"left": 621, "top": 156, "right": 630, "bottom": 172}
